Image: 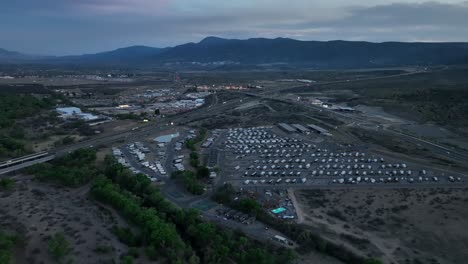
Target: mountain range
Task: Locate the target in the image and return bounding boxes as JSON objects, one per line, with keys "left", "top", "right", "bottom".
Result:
{"left": 2, "top": 37, "right": 468, "bottom": 69}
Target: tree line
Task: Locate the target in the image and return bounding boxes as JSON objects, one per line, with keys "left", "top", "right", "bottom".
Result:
{"left": 98, "top": 155, "right": 296, "bottom": 264}
{"left": 27, "top": 148, "right": 98, "bottom": 186}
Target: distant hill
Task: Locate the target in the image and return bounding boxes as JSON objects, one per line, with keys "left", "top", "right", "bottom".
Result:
{"left": 0, "top": 48, "right": 34, "bottom": 63}
{"left": 2, "top": 37, "right": 468, "bottom": 68}
{"left": 157, "top": 37, "right": 468, "bottom": 68}
{"left": 0, "top": 48, "right": 53, "bottom": 64}
{"left": 50, "top": 46, "right": 167, "bottom": 65}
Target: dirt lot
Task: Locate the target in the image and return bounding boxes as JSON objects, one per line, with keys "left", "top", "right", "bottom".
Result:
{"left": 293, "top": 188, "right": 468, "bottom": 264}
{"left": 0, "top": 177, "right": 129, "bottom": 264}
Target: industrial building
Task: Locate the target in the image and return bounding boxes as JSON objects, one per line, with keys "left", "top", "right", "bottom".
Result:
{"left": 278, "top": 123, "right": 297, "bottom": 133}
{"left": 56, "top": 107, "right": 82, "bottom": 116}
{"left": 307, "top": 124, "right": 329, "bottom": 134}
{"left": 56, "top": 106, "right": 99, "bottom": 121}
{"left": 291, "top": 124, "right": 309, "bottom": 133}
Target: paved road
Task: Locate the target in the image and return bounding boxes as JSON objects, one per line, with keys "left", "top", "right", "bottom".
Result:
{"left": 0, "top": 155, "right": 55, "bottom": 175}
{"left": 258, "top": 68, "right": 429, "bottom": 96}
{"left": 234, "top": 181, "right": 468, "bottom": 190}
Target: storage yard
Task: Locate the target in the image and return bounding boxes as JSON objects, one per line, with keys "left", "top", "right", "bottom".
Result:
{"left": 216, "top": 125, "right": 465, "bottom": 189}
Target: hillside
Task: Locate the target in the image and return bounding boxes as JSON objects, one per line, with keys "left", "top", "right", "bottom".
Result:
{"left": 2, "top": 37, "right": 468, "bottom": 68}
{"left": 158, "top": 37, "right": 468, "bottom": 67}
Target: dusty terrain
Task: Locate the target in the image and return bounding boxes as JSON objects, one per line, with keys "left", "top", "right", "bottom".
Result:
{"left": 293, "top": 188, "right": 468, "bottom": 264}
{"left": 0, "top": 177, "right": 129, "bottom": 264}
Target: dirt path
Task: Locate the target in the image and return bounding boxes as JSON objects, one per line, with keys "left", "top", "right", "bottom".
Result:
{"left": 288, "top": 188, "right": 304, "bottom": 224}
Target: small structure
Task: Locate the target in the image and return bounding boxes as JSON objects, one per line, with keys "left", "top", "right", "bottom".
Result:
{"left": 271, "top": 207, "right": 286, "bottom": 214}
{"left": 330, "top": 105, "right": 356, "bottom": 112}
{"left": 78, "top": 113, "right": 99, "bottom": 121}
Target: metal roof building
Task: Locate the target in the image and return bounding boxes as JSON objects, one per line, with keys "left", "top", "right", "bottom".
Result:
{"left": 307, "top": 124, "right": 329, "bottom": 134}
{"left": 56, "top": 107, "right": 82, "bottom": 116}
{"left": 278, "top": 123, "right": 297, "bottom": 133}
{"left": 291, "top": 124, "right": 309, "bottom": 133}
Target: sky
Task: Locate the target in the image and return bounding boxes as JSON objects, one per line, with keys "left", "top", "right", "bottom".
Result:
{"left": 1, "top": 0, "right": 468, "bottom": 55}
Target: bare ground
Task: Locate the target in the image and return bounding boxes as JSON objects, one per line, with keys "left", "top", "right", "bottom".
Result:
{"left": 0, "top": 177, "right": 129, "bottom": 264}
{"left": 294, "top": 188, "right": 468, "bottom": 264}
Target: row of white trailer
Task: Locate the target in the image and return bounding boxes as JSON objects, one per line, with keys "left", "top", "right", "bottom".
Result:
{"left": 173, "top": 155, "right": 185, "bottom": 171}
{"left": 331, "top": 175, "right": 462, "bottom": 184}
{"left": 244, "top": 177, "right": 307, "bottom": 185}
{"left": 223, "top": 127, "right": 449, "bottom": 187}
{"left": 113, "top": 147, "right": 144, "bottom": 175}
{"left": 242, "top": 169, "right": 420, "bottom": 177}
{"left": 141, "top": 161, "right": 166, "bottom": 177}
{"left": 250, "top": 158, "right": 386, "bottom": 166}
{"left": 128, "top": 143, "right": 147, "bottom": 161}
{"left": 113, "top": 147, "right": 161, "bottom": 181}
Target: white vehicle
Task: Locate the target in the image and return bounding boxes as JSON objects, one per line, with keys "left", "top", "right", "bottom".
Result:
{"left": 274, "top": 235, "right": 288, "bottom": 244}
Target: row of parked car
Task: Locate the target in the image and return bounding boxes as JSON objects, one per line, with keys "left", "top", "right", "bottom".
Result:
{"left": 215, "top": 208, "right": 255, "bottom": 225}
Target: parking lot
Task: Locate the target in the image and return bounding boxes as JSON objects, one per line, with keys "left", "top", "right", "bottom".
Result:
{"left": 218, "top": 126, "right": 466, "bottom": 188}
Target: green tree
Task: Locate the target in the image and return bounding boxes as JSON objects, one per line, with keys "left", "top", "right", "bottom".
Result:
{"left": 239, "top": 198, "right": 261, "bottom": 215}
{"left": 0, "top": 231, "right": 17, "bottom": 264}
{"left": 364, "top": 259, "right": 384, "bottom": 264}
{"left": 121, "top": 255, "right": 134, "bottom": 264}
{"left": 48, "top": 232, "right": 71, "bottom": 263}
{"left": 196, "top": 166, "right": 210, "bottom": 179}
{"left": 0, "top": 178, "right": 15, "bottom": 191}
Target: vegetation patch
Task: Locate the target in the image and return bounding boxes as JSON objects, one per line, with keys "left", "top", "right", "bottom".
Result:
{"left": 27, "top": 148, "right": 98, "bottom": 186}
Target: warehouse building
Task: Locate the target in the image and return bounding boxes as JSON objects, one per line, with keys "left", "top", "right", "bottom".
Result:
{"left": 307, "top": 124, "right": 329, "bottom": 134}
{"left": 56, "top": 107, "right": 99, "bottom": 121}
{"left": 291, "top": 124, "right": 309, "bottom": 133}
{"left": 278, "top": 123, "right": 297, "bottom": 133}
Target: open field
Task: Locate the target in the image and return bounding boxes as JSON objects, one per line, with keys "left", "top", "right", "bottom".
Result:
{"left": 0, "top": 178, "right": 131, "bottom": 264}
{"left": 294, "top": 188, "right": 468, "bottom": 264}
{"left": 282, "top": 66, "right": 468, "bottom": 130}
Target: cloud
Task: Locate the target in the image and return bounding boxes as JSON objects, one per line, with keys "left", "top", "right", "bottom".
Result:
{"left": 259, "top": 2, "right": 468, "bottom": 42}
{"left": 1, "top": 1, "right": 468, "bottom": 54}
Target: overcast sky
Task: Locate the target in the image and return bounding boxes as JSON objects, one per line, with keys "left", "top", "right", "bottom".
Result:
{"left": 2, "top": 0, "right": 468, "bottom": 55}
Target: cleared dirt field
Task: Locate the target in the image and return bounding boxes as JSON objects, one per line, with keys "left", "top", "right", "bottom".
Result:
{"left": 294, "top": 188, "right": 468, "bottom": 264}
{"left": 0, "top": 178, "right": 129, "bottom": 264}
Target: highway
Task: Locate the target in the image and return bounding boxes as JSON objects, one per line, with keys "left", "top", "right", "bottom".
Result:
{"left": 0, "top": 155, "right": 55, "bottom": 175}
